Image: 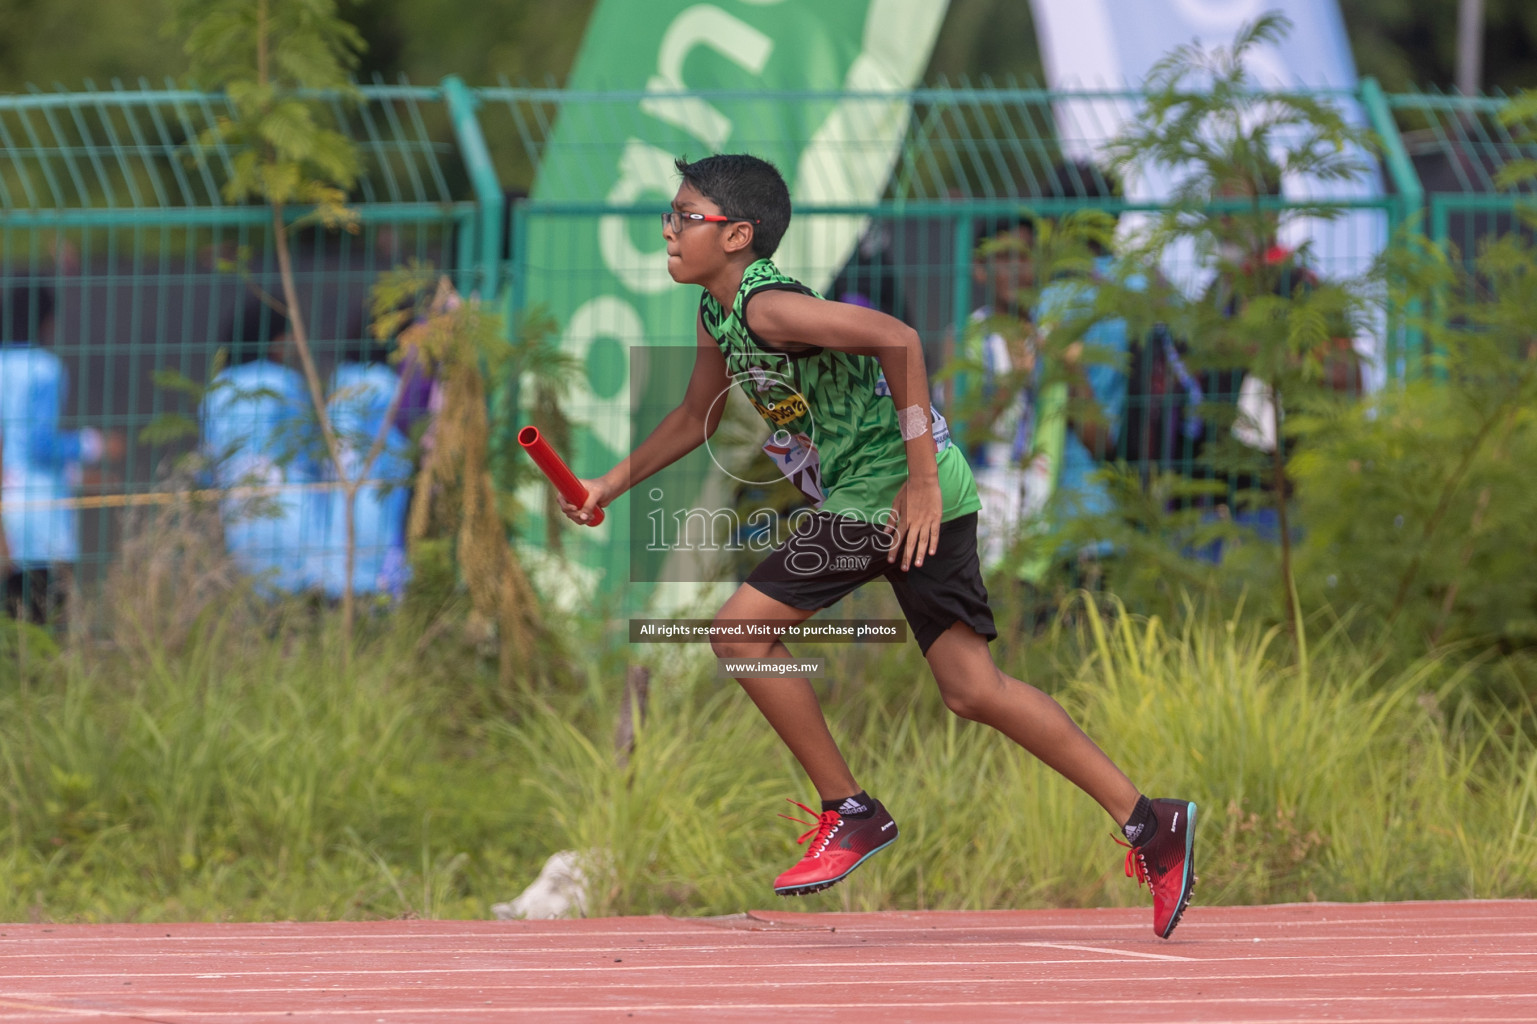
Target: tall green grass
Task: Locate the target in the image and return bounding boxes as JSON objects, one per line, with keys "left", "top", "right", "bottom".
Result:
{"left": 2, "top": 594, "right": 1535, "bottom": 923}
{"left": 0, "top": 611, "right": 544, "bottom": 922}
{"left": 517, "top": 595, "right": 1537, "bottom": 916}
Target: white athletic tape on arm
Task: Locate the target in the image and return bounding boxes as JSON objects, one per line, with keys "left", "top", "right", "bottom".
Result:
{"left": 897, "top": 404, "right": 929, "bottom": 442}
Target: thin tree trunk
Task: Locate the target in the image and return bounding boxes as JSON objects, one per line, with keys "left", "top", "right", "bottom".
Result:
{"left": 269, "top": 220, "right": 342, "bottom": 467}
{"left": 614, "top": 665, "right": 651, "bottom": 768}
{"left": 271, "top": 206, "right": 351, "bottom": 651}
{"left": 271, "top": 185, "right": 414, "bottom": 650}
{"left": 1269, "top": 392, "right": 1298, "bottom": 643}
{"left": 337, "top": 367, "right": 415, "bottom": 641}
{"left": 1384, "top": 407, "right": 1504, "bottom": 631}
{"left": 257, "top": 0, "right": 359, "bottom": 652}
{"left": 344, "top": 484, "right": 357, "bottom": 638}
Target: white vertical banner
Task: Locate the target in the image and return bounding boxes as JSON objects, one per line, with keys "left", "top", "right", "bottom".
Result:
{"left": 1029, "top": 0, "right": 1386, "bottom": 391}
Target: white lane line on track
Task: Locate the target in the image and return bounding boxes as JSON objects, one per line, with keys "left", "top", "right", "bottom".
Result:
{"left": 2, "top": 926, "right": 1531, "bottom": 950}
{"left": 7, "top": 951, "right": 1537, "bottom": 981}
{"left": 794, "top": 924, "right": 1537, "bottom": 939}
{"left": 7, "top": 924, "right": 1529, "bottom": 944}
{"left": 12, "top": 965, "right": 1537, "bottom": 999}
{"left": 4, "top": 913, "right": 1534, "bottom": 944}
{"left": 1021, "top": 941, "right": 1194, "bottom": 961}
{"left": 2, "top": 936, "right": 1533, "bottom": 964}
{"left": 0, "top": 999, "right": 103, "bottom": 1018}
{"left": 12, "top": 1008, "right": 1524, "bottom": 1014}
{"left": 4, "top": 993, "right": 1535, "bottom": 1020}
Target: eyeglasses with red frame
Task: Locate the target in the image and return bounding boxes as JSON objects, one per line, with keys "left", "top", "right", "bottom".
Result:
{"left": 661, "top": 211, "right": 760, "bottom": 232}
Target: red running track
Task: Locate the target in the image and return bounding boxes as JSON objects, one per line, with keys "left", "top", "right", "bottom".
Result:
{"left": 1, "top": 901, "right": 1534, "bottom": 1023}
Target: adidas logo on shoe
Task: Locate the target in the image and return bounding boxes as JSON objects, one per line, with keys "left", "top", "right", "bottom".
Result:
{"left": 772, "top": 798, "right": 900, "bottom": 897}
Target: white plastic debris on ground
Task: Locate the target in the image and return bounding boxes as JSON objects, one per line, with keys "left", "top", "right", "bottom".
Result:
{"left": 492, "top": 850, "right": 592, "bottom": 920}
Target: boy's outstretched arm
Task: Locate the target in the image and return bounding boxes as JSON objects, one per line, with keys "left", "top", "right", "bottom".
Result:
{"left": 560, "top": 310, "right": 732, "bottom": 524}
{"left": 744, "top": 290, "right": 941, "bottom": 570}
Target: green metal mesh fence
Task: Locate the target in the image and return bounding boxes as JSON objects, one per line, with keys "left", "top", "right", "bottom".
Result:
{"left": 0, "top": 83, "right": 479, "bottom": 609}
{"left": 1388, "top": 90, "right": 1537, "bottom": 254}
{"left": 0, "top": 79, "right": 1528, "bottom": 618}
{"left": 476, "top": 83, "right": 1415, "bottom": 607}
{"left": 1382, "top": 90, "right": 1537, "bottom": 380}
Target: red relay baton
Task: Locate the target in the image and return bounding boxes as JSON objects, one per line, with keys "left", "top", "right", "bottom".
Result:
{"left": 518, "top": 426, "right": 604, "bottom": 526}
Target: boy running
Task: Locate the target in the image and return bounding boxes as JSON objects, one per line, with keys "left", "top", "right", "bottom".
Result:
{"left": 558, "top": 154, "right": 1197, "bottom": 938}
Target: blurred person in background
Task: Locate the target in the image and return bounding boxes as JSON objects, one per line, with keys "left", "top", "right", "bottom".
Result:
{"left": 961, "top": 214, "right": 1060, "bottom": 578}
{"left": 1031, "top": 163, "right": 1137, "bottom": 548}
{"left": 200, "top": 298, "right": 322, "bottom": 596}
{"left": 1192, "top": 157, "right": 1360, "bottom": 561}
{"left": 0, "top": 282, "right": 123, "bottom": 623}
{"left": 1204, "top": 157, "right": 1360, "bottom": 402}
{"left": 958, "top": 161, "right": 1140, "bottom": 587}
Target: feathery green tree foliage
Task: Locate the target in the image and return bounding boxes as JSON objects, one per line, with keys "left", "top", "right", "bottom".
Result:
{"left": 1289, "top": 88, "right": 1537, "bottom": 661}
{"left": 174, "top": 0, "right": 388, "bottom": 650}
{"left": 371, "top": 267, "right": 577, "bottom": 691}
{"left": 1097, "top": 13, "right": 1374, "bottom": 640}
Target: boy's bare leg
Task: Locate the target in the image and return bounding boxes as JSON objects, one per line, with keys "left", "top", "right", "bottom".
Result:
{"left": 713, "top": 583, "right": 860, "bottom": 802}
{"left": 923, "top": 620, "right": 1140, "bottom": 825}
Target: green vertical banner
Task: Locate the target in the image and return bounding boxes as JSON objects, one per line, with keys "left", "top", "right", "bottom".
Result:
{"left": 520, "top": 0, "right": 949, "bottom": 611}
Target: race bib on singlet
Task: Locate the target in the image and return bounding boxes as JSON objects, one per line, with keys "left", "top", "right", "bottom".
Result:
{"left": 761, "top": 430, "right": 825, "bottom": 505}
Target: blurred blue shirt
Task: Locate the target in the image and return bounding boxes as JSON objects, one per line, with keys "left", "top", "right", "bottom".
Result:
{"left": 313, "top": 362, "right": 412, "bottom": 600}
{"left": 201, "top": 360, "right": 321, "bottom": 594}
{"left": 0, "top": 343, "right": 97, "bottom": 566}
{"left": 1034, "top": 255, "right": 1136, "bottom": 524}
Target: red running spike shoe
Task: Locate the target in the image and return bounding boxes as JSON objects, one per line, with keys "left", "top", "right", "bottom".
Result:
{"left": 773, "top": 798, "right": 899, "bottom": 896}
{"left": 1122, "top": 798, "right": 1197, "bottom": 938}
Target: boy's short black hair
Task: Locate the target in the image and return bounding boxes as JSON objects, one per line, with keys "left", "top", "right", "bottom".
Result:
{"left": 673, "top": 154, "right": 791, "bottom": 259}
{"left": 972, "top": 215, "right": 1034, "bottom": 253}
{"left": 2, "top": 282, "right": 55, "bottom": 343}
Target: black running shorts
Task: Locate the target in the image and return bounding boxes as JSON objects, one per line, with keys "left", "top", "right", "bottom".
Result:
{"left": 744, "top": 511, "right": 998, "bottom": 654}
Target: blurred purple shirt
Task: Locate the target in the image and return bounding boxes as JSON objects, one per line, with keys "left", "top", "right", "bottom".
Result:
{"left": 391, "top": 351, "right": 434, "bottom": 438}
